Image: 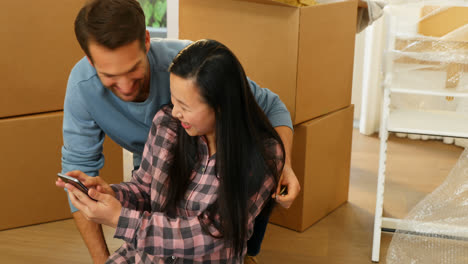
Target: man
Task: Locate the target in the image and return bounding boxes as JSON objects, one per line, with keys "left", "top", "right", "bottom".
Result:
{"left": 61, "top": 0, "right": 300, "bottom": 263}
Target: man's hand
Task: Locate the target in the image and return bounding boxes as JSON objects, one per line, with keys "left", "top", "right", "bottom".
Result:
{"left": 66, "top": 183, "right": 121, "bottom": 228}
{"left": 273, "top": 126, "right": 301, "bottom": 208}
{"left": 273, "top": 164, "right": 301, "bottom": 208}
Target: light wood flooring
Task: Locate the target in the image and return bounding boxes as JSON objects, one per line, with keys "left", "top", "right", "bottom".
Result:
{"left": 0, "top": 129, "right": 463, "bottom": 263}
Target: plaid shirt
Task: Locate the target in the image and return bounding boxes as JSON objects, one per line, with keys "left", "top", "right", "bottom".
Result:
{"left": 108, "top": 106, "right": 283, "bottom": 264}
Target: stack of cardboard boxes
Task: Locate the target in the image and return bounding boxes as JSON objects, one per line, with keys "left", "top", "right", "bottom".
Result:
{"left": 0, "top": 1, "right": 123, "bottom": 230}
{"left": 180, "top": 0, "right": 357, "bottom": 231}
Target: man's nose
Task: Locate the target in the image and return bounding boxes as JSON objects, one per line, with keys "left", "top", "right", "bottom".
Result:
{"left": 117, "top": 77, "right": 134, "bottom": 92}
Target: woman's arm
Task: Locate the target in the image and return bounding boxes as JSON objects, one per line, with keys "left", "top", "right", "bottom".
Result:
{"left": 113, "top": 207, "right": 226, "bottom": 258}
{"left": 112, "top": 109, "right": 176, "bottom": 211}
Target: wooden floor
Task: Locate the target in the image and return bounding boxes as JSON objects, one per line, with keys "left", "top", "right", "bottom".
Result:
{"left": 0, "top": 129, "right": 463, "bottom": 263}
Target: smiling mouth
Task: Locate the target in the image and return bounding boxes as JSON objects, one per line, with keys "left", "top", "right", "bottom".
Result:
{"left": 114, "top": 81, "right": 139, "bottom": 96}
{"left": 181, "top": 122, "right": 192, "bottom": 129}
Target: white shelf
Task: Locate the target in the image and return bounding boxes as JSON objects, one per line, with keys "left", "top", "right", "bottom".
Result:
{"left": 390, "top": 87, "right": 468, "bottom": 97}
{"left": 388, "top": 109, "right": 468, "bottom": 138}
{"left": 381, "top": 217, "right": 468, "bottom": 239}
{"left": 373, "top": 7, "right": 468, "bottom": 262}
{"left": 389, "top": 63, "right": 468, "bottom": 97}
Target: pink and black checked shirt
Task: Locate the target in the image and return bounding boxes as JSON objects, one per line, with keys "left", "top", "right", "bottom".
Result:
{"left": 108, "top": 106, "right": 284, "bottom": 264}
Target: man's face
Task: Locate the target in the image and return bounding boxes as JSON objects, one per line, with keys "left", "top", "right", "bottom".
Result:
{"left": 88, "top": 39, "right": 150, "bottom": 102}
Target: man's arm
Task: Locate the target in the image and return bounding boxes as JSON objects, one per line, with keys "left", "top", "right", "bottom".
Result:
{"left": 248, "top": 79, "right": 300, "bottom": 208}
{"left": 248, "top": 78, "right": 293, "bottom": 130}
{"left": 273, "top": 126, "right": 300, "bottom": 208}
{"left": 62, "top": 80, "right": 109, "bottom": 263}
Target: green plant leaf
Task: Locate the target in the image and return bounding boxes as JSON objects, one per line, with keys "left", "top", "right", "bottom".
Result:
{"left": 151, "top": 21, "right": 161, "bottom": 28}
{"left": 141, "top": 1, "right": 154, "bottom": 26}
{"left": 153, "top": 0, "right": 167, "bottom": 24}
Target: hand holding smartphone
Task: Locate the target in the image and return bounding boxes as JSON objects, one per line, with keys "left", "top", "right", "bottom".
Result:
{"left": 57, "top": 173, "right": 97, "bottom": 201}
{"left": 279, "top": 185, "right": 288, "bottom": 196}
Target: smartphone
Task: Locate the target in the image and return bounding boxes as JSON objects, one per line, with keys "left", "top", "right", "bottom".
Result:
{"left": 58, "top": 173, "right": 96, "bottom": 201}
{"left": 279, "top": 185, "right": 288, "bottom": 196}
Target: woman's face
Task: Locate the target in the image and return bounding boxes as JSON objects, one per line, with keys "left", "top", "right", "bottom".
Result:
{"left": 170, "top": 74, "right": 216, "bottom": 140}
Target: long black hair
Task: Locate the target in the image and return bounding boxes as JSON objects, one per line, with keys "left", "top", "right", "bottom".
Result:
{"left": 164, "top": 39, "right": 285, "bottom": 256}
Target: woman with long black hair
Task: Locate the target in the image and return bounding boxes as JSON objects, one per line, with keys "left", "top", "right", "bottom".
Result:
{"left": 57, "top": 39, "right": 285, "bottom": 263}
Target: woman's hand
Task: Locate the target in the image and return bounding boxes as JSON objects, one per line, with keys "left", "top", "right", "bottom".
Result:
{"left": 55, "top": 170, "right": 120, "bottom": 227}
{"left": 66, "top": 182, "right": 122, "bottom": 228}
{"left": 56, "top": 170, "right": 116, "bottom": 197}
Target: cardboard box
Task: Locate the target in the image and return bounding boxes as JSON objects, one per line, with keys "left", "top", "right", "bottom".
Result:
{"left": 418, "top": 6, "right": 468, "bottom": 88}
{"left": 0, "top": 0, "right": 86, "bottom": 118}
{"left": 418, "top": 6, "right": 468, "bottom": 41}
{"left": 393, "top": 6, "right": 468, "bottom": 88}
{"left": 179, "top": 0, "right": 357, "bottom": 124}
{"left": 0, "top": 112, "right": 123, "bottom": 230}
{"left": 269, "top": 105, "right": 354, "bottom": 231}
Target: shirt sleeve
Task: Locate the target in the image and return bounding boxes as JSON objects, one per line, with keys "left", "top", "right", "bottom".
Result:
{"left": 61, "top": 81, "right": 105, "bottom": 213}
{"left": 110, "top": 109, "right": 174, "bottom": 212}
{"left": 61, "top": 81, "right": 105, "bottom": 176}
{"left": 248, "top": 77, "right": 293, "bottom": 130}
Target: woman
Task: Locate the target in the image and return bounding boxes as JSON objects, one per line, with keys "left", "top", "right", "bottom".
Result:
{"left": 57, "top": 39, "right": 284, "bottom": 263}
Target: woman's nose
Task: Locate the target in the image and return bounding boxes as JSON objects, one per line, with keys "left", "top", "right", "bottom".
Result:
{"left": 172, "top": 107, "right": 182, "bottom": 119}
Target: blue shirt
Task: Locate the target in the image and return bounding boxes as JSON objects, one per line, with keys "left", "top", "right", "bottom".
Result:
{"left": 61, "top": 38, "right": 292, "bottom": 212}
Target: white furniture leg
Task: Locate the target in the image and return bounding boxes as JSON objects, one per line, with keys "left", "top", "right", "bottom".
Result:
{"left": 372, "top": 88, "right": 391, "bottom": 262}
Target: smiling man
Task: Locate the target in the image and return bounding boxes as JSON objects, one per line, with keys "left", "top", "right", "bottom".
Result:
{"left": 61, "top": 0, "right": 300, "bottom": 263}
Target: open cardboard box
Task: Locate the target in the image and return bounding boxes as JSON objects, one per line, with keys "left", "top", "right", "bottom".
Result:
{"left": 179, "top": 0, "right": 358, "bottom": 124}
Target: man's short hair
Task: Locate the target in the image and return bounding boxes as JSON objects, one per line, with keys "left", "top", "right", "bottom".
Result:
{"left": 74, "top": 0, "right": 146, "bottom": 61}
